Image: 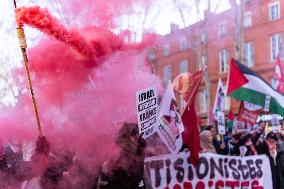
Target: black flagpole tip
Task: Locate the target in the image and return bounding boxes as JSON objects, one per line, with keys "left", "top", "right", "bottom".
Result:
{"left": 13, "top": 0, "right": 17, "bottom": 8}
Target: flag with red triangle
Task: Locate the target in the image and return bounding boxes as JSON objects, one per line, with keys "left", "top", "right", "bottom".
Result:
{"left": 226, "top": 108, "right": 234, "bottom": 132}
{"left": 227, "top": 58, "right": 284, "bottom": 116}
{"left": 273, "top": 54, "right": 284, "bottom": 94}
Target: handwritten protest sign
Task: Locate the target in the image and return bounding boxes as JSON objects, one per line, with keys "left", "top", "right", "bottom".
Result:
{"left": 271, "top": 114, "right": 280, "bottom": 133}
{"left": 217, "top": 111, "right": 225, "bottom": 135}
{"left": 136, "top": 87, "right": 158, "bottom": 139}
{"left": 233, "top": 120, "right": 246, "bottom": 134}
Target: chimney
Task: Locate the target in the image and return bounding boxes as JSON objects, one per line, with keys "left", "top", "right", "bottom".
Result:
{"left": 170, "top": 23, "right": 179, "bottom": 33}
{"left": 204, "top": 9, "right": 214, "bottom": 19}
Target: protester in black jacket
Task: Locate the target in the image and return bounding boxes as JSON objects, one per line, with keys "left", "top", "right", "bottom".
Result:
{"left": 245, "top": 128, "right": 262, "bottom": 155}
{"left": 31, "top": 136, "right": 69, "bottom": 189}
{"left": 256, "top": 132, "right": 279, "bottom": 189}
{"left": 229, "top": 123, "right": 264, "bottom": 156}
{"left": 96, "top": 123, "right": 151, "bottom": 189}
{"left": 230, "top": 133, "right": 251, "bottom": 156}
{"left": 276, "top": 132, "right": 284, "bottom": 189}
{"left": 0, "top": 146, "right": 7, "bottom": 172}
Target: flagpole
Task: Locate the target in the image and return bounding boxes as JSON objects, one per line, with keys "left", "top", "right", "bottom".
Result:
{"left": 181, "top": 66, "right": 207, "bottom": 116}
{"left": 13, "top": 0, "right": 42, "bottom": 136}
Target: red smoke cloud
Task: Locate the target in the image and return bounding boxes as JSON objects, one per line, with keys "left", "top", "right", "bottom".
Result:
{"left": 15, "top": 6, "right": 125, "bottom": 62}
{"left": 0, "top": 2, "right": 161, "bottom": 187}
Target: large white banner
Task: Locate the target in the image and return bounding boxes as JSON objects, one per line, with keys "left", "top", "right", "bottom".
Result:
{"left": 145, "top": 152, "right": 272, "bottom": 189}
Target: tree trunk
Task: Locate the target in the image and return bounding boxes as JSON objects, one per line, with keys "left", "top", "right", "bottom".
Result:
{"left": 230, "top": 0, "right": 245, "bottom": 62}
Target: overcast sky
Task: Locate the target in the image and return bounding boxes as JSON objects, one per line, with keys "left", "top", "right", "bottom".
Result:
{"left": 0, "top": 0, "right": 231, "bottom": 105}
{"left": 0, "top": 0, "right": 231, "bottom": 35}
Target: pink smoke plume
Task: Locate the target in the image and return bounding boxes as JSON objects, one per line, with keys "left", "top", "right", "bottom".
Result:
{"left": 0, "top": 2, "right": 162, "bottom": 188}
{"left": 44, "top": 0, "right": 152, "bottom": 29}
{"left": 15, "top": 6, "right": 158, "bottom": 103}
{"left": 16, "top": 6, "right": 95, "bottom": 60}
{"left": 15, "top": 6, "right": 127, "bottom": 63}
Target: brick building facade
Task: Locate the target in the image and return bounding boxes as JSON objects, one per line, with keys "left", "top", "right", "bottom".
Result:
{"left": 148, "top": 0, "right": 283, "bottom": 122}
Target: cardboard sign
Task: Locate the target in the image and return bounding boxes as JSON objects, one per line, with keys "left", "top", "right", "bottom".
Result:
{"left": 136, "top": 87, "right": 158, "bottom": 139}
{"left": 216, "top": 111, "right": 225, "bottom": 135}
{"left": 145, "top": 152, "right": 272, "bottom": 189}
{"left": 271, "top": 114, "right": 280, "bottom": 133}
{"left": 233, "top": 120, "right": 246, "bottom": 134}
{"left": 158, "top": 115, "right": 183, "bottom": 154}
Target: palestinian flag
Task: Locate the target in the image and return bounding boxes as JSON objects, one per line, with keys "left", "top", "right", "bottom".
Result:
{"left": 273, "top": 54, "right": 284, "bottom": 94}
{"left": 227, "top": 58, "right": 284, "bottom": 116}
{"left": 226, "top": 109, "right": 234, "bottom": 132}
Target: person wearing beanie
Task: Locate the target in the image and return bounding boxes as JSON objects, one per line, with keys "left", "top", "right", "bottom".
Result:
{"left": 256, "top": 132, "right": 279, "bottom": 189}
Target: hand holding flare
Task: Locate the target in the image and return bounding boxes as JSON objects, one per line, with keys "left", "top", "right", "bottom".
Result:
{"left": 13, "top": 0, "right": 42, "bottom": 136}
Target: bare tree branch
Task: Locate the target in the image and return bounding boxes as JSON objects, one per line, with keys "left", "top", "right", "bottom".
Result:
{"left": 230, "top": 0, "right": 245, "bottom": 62}
{"left": 0, "top": 74, "right": 17, "bottom": 99}
{"left": 172, "top": 0, "right": 187, "bottom": 27}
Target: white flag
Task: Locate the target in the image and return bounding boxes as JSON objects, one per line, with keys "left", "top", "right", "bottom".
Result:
{"left": 213, "top": 78, "right": 225, "bottom": 113}
{"left": 158, "top": 81, "right": 184, "bottom": 153}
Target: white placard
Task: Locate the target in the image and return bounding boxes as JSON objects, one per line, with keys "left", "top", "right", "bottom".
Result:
{"left": 136, "top": 87, "right": 158, "bottom": 139}
{"left": 264, "top": 95, "right": 271, "bottom": 112}
{"left": 271, "top": 114, "right": 280, "bottom": 133}
{"left": 233, "top": 120, "right": 246, "bottom": 134}
{"left": 217, "top": 111, "right": 225, "bottom": 135}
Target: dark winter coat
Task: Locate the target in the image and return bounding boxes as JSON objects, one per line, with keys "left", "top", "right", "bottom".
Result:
{"left": 230, "top": 133, "right": 252, "bottom": 156}
{"left": 98, "top": 151, "right": 146, "bottom": 189}
{"left": 256, "top": 141, "right": 279, "bottom": 189}
{"left": 277, "top": 139, "right": 284, "bottom": 189}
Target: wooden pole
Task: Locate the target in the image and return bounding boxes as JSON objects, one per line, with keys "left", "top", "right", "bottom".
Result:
{"left": 13, "top": 0, "right": 42, "bottom": 136}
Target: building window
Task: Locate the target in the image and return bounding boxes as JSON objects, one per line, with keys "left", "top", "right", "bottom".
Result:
{"left": 271, "top": 77, "right": 277, "bottom": 89}
{"left": 148, "top": 51, "right": 156, "bottom": 61}
{"left": 223, "top": 86, "right": 231, "bottom": 111}
{"left": 199, "top": 55, "right": 206, "bottom": 69}
{"left": 199, "top": 89, "right": 208, "bottom": 113}
{"left": 244, "top": 42, "right": 254, "bottom": 67}
{"left": 163, "top": 65, "right": 171, "bottom": 82}
{"left": 270, "top": 33, "right": 282, "bottom": 61}
{"left": 218, "top": 22, "right": 227, "bottom": 37}
{"left": 269, "top": 2, "right": 280, "bottom": 20}
{"left": 180, "top": 37, "right": 188, "bottom": 50}
{"left": 179, "top": 60, "right": 188, "bottom": 73}
{"left": 219, "top": 48, "right": 230, "bottom": 73}
{"left": 244, "top": 12, "right": 252, "bottom": 28}
{"left": 201, "top": 31, "right": 207, "bottom": 43}
{"left": 163, "top": 44, "right": 170, "bottom": 56}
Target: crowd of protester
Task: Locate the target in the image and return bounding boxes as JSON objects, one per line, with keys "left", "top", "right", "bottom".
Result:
{"left": 0, "top": 119, "right": 283, "bottom": 188}
{"left": 199, "top": 121, "right": 284, "bottom": 189}
{"left": 0, "top": 123, "right": 152, "bottom": 189}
